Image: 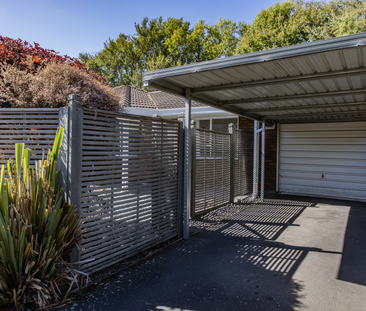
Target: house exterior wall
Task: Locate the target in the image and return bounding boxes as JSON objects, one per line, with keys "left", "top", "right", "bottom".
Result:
{"left": 238, "top": 117, "right": 277, "bottom": 192}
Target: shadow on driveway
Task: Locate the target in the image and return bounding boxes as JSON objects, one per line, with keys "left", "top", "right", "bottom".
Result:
{"left": 56, "top": 195, "right": 365, "bottom": 311}
{"left": 338, "top": 199, "right": 366, "bottom": 286}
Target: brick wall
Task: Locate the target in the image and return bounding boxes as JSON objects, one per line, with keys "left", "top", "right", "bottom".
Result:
{"left": 238, "top": 117, "right": 277, "bottom": 192}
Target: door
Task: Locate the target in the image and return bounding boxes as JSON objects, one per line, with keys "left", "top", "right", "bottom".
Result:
{"left": 279, "top": 122, "right": 366, "bottom": 202}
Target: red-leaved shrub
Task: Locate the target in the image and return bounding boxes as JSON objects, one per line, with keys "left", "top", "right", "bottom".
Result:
{"left": 0, "top": 61, "right": 121, "bottom": 111}
{"left": 0, "top": 37, "right": 122, "bottom": 111}
{"left": 0, "top": 36, "right": 107, "bottom": 84}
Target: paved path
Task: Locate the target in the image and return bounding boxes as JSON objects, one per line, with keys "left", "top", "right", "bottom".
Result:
{"left": 56, "top": 195, "right": 366, "bottom": 311}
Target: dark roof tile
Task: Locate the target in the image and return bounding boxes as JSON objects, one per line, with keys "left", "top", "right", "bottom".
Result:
{"left": 114, "top": 85, "right": 206, "bottom": 110}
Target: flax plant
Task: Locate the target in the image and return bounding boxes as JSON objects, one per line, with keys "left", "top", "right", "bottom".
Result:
{"left": 0, "top": 127, "right": 83, "bottom": 310}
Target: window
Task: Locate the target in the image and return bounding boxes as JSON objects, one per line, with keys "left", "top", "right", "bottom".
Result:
{"left": 199, "top": 120, "right": 210, "bottom": 130}
{"left": 198, "top": 117, "right": 238, "bottom": 132}
{"left": 212, "top": 118, "right": 237, "bottom": 132}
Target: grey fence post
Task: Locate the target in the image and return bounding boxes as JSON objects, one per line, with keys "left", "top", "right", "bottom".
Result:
{"left": 64, "top": 94, "right": 83, "bottom": 267}
{"left": 177, "top": 113, "right": 185, "bottom": 238}
{"left": 190, "top": 120, "right": 196, "bottom": 219}
{"left": 229, "top": 123, "right": 235, "bottom": 203}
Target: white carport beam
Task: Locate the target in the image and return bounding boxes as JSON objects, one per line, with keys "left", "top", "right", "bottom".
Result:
{"left": 245, "top": 101, "right": 366, "bottom": 114}
{"left": 183, "top": 88, "right": 192, "bottom": 239}
{"left": 191, "top": 67, "right": 366, "bottom": 94}
{"left": 270, "top": 109, "right": 366, "bottom": 120}
{"left": 220, "top": 89, "right": 366, "bottom": 106}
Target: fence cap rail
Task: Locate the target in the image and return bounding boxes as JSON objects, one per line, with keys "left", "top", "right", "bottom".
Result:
{"left": 83, "top": 107, "right": 181, "bottom": 124}
{"left": 196, "top": 128, "right": 231, "bottom": 136}
{"left": 0, "top": 108, "right": 60, "bottom": 112}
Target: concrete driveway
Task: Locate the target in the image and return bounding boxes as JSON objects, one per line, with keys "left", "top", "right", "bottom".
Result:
{"left": 57, "top": 195, "right": 366, "bottom": 311}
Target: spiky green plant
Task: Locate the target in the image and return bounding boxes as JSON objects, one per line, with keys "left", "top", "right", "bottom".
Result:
{"left": 0, "top": 127, "right": 83, "bottom": 310}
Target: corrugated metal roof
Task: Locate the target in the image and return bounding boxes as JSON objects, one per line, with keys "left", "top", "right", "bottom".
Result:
{"left": 143, "top": 32, "right": 366, "bottom": 124}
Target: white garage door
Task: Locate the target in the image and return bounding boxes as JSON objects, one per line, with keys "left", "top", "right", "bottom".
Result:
{"left": 279, "top": 122, "right": 366, "bottom": 202}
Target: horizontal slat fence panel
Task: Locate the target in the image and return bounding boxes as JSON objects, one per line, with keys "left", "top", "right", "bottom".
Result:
{"left": 234, "top": 129, "right": 253, "bottom": 197}
{"left": 79, "top": 109, "right": 180, "bottom": 273}
{"left": 194, "top": 129, "right": 231, "bottom": 214}
{"left": 0, "top": 109, "right": 60, "bottom": 167}
{"left": 1, "top": 106, "right": 256, "bottom": 273}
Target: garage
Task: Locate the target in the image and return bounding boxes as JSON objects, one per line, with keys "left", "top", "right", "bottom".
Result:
{"left": 279, "top": 121, "right": 366, "bottom": 202}
{"left": 142, "top": 32, "right": 366, "bottom": 236}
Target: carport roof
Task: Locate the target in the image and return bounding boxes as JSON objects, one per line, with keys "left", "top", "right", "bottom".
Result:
{"left": 142, "top": 32, "right": 366, "bottom": 124}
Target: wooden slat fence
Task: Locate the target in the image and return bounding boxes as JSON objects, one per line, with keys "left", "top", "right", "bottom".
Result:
{"left": 0, "top": 105, "right": 182, "bottom": 275}
{"left": 193, "top": 128, "right": 231, "bottom": 214}
{"left": 234, "top": 129, "right": 253, "bottom": 197}
{"left": 191, "top": 126, "right": 253, "bottom": 216}
{"left": 79, "top": 108, "right": 181, "bottom": 273}
{"left": 0, "top": 108, "right": 60, "bottom": 167}
{"left": 0, "top": 105, "right": 252, "bottom": 273}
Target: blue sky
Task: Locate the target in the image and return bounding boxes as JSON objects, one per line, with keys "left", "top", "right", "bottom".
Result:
{"left": 1, "top": 0, "right": 282, "bottom": 59}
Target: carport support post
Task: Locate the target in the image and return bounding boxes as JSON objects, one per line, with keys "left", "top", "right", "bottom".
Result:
{"left": 260, "top": 120, "right": 265, "bottom": 202}
{"left": 190, "top": 120, "right": 196, "bottom": 219}
{"left": 252, "top": 120, "right": 266, "bottom": 202}
{"left": 252, "top": 121, "right": 260, "bottom": 199}
{"left": 229, "top": 123, "right": 235, "bottom": 203}
{"left": 183, "top": 88, "right": 192, "bottom": 239}
{"left": 177, "top": 113, "right": 185, "bottom": 238}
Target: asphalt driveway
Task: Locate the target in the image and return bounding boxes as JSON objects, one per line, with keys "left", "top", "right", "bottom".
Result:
{"left": 56, "top": 195, "right": 366, "bottom": 311}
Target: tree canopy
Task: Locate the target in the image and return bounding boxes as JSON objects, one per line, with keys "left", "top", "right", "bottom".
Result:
{"left": 80, "top": 0, "right": 366, "bottom": 89}
{"left": 236, "top": 0, "right": 366, "bottom": 53}
{"left": 79, "top": 17, "right": 240, "bottom": 88}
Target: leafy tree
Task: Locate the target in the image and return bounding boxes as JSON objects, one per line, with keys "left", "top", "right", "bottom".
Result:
{"left": 134, "top": 17, "right": 166, "bottom": 64}
{"left": 81, "top": 34, "right": 138, "bottom": 87}
{"left": 237, "top": 1, "right": 312, "bottom": 54}
{"left": 309, "top": 0, "right": 366, "bottom": 39}
{"left": 236, "top": 0, "right": 366, "bottom": 54}
{"left": 80, "top": 17, "right": 240, "bottom": 88}
{"left": 130, "top": 55, "right": 183, "bottom": 89}
{"left": 162, "top": 17, "right": 192, "bottom": 63}
{"left": 80, "top": 1, "right": 366, "bottom": 89}
{"left": 189, "top": 19, "right": 240, "bottom": 61}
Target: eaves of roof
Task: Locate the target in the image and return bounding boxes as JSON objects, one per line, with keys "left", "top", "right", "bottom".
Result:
{"left": 143, "top": 33, "right": 366, "bottom": 124}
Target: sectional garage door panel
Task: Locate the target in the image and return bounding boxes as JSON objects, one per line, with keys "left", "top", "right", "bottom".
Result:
{"left": 280, "top": 184, "right": 364, "bottom": 201}
{"left": 279, "top": 122, "right": 366, "bottom": 202}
